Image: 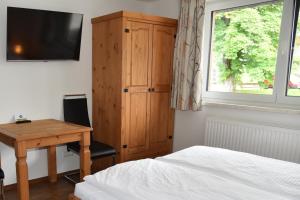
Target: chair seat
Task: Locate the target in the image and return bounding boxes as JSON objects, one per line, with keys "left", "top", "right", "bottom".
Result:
{"left": 67, "top": 141, "right": 116, "bottom": 160}
{"left": 0, "top": 168, "right": 4, "bottom": 179}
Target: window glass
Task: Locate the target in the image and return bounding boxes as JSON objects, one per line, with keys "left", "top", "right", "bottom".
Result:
{"left": 287, "top": 2, "right": 300, "bottom": 97}
{"left": 208, "top": 1, "right": 284, "bottom": 95}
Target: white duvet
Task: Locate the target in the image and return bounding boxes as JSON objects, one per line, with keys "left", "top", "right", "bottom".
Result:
{"left": 75, "top": 146, "right": 300, "bottom": 200}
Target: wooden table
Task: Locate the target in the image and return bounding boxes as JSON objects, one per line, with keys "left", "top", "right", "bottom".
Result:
{"left": 0, "top": 119, "right": 92, "bottom": 200}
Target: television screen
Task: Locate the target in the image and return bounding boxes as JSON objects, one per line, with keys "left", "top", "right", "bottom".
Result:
{"left": 7, "top": 7, "right": 83, "bottom": 61}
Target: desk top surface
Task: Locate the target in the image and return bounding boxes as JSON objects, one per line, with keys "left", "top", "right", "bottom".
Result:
{"left": 0, "top": 119, "right": 91, "bottom": 143}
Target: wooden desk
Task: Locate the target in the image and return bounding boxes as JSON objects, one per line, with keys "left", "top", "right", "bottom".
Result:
{"left": 0, "top": 119, "right": 91, "bottom": 200}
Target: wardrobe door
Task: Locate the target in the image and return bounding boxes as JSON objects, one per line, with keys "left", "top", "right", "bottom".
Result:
{"left": 123, "top": 21, "right": 153, "bottom": 159}
{"left": 126, "top": 21, "right": 153, "bottom": 89}
{"left": 125, "top": 92, "right": 150, "bottom": 155}
{"left": 149, "top": 92, "right": 173, "bottom": 153}
{"left": 151, "top": 25, "right": 176, "bottom": 92}
{"left": 149, "top": 25, "right": 176, "bottom": 153}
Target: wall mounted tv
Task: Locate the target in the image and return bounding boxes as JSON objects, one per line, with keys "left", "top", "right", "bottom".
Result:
{"left": 7, "top": 7, "right": 83, "bottom": 61}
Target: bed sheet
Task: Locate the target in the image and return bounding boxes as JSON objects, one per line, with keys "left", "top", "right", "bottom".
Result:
{"left": 76, "top": 146, "right": 300, "bottom": 200}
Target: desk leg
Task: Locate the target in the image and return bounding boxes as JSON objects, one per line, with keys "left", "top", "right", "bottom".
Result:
{"left": 80, "top": 131, "right": 91, "bottom": 181}
{"left": 15, "top": 142, "right": 29, "bottom": 200}
{"left": 48, "top": 145, "right": 57, "bottom": 183}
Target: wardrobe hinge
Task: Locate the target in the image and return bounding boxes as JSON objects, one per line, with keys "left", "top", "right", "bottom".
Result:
{"left": 125, "top": 28, "right": 130, "bottom": 33}
{"left": 174, "top": 34, "right": 177, "bottom": 38}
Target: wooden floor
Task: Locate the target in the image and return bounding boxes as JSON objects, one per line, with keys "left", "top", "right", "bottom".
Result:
{"left": 5, "top": 178, "right": 74, "bottom": 200}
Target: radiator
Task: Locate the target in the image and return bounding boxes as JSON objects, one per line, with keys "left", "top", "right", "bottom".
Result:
{"left": 204, "top": 117, "right": 300, "bottom": 163}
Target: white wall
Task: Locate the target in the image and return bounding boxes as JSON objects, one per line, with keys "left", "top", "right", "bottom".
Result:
{"left": 0, "top": 0, "right": 156, "bottom": 185}
{"left": 143, "top": 0, "right": 180, "bottom": 18}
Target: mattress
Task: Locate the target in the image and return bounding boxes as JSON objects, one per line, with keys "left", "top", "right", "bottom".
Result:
{"left": 75, "top": 146, "right": 300, "bottom": 200}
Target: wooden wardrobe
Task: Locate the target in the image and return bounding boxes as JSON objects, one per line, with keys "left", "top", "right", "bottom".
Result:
{"left": 91, "top": 11, "right": 177, "bottom": 164}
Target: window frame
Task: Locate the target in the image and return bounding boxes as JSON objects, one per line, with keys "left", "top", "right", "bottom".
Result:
{"left": 202, "top": 0, "right": 300, "bottom": 108}
{"left": 277, "top": 0, "right": 300, "bottom": 105}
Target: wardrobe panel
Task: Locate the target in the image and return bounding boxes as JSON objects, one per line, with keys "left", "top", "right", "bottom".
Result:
{"left": 129, "top": 22, "right": 152, "bottom": 87}
{"left": 152, "top": 25, "right": 176, "bottom": 91}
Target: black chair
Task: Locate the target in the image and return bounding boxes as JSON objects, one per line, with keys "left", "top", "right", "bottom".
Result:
{"left": 63, "top": 94, "right": 116, "bottom": 183}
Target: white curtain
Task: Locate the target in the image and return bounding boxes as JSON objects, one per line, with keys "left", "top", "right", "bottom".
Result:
{"left": 171, "top": 0, "right": 205, "bottom": 111}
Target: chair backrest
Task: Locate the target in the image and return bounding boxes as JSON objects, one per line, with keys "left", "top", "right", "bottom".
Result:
{"left": 63, "top": 96, "right": 91, "bottom": 128}
{"left": 63, "top": 95, "right": 94, "bottom": 144}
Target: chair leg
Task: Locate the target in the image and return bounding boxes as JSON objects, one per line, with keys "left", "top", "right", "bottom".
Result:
{"left": 0, "top": 179, "right": 5, "bottom": 200}
{"left": 64, "top": 171, "right": 80, "bottom": 184}
{"left": 112, "top": 155, "right": 116, "bottom": 166}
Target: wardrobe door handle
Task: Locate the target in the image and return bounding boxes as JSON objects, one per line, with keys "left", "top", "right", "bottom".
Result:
{"left": 168, "top": 136, "right": 173, "bottom": 139}
{"left": 123, "top": 144, "right": 128, "bottom": 148}
{"left": 148, "top": 88, "right": 155, "bottom": 92}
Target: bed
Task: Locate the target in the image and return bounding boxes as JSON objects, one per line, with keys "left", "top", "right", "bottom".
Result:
{"left": 71, "top": 146, "right": 300, "bottom": 200}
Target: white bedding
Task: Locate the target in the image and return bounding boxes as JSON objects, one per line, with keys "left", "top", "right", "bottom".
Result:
{"left": 75, "top": 146, "right": 300, "bottom": 200}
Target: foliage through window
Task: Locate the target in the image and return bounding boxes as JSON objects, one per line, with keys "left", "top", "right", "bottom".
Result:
{"left": 208, "top": 1, "right": 284, "bottom": 95}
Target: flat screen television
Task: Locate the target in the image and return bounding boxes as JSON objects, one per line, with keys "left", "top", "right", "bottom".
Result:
{"left": 7, "top": 7, "right": 83, "bottom": 61}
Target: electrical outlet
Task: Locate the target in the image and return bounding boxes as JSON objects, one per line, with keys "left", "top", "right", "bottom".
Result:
{"left": 14, "top": 113, "right": 26, "bottom": 121}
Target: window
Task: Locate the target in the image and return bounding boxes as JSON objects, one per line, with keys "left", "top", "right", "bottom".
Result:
{"left": 209, "top": 1, "right": 283, "bottom": 95}
{"left": 203, "top": 0, "right": 300, "bottom": 107}
{"left": 287, "top": 0, "right": 300, "bottom": 97}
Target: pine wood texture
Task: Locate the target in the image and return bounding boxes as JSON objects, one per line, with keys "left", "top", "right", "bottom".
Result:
{"left": 0, "top": 119, "right": 92, "bottom": 200}
{"left": 48, "top": 145, "right": 57, "bottom": 183}
{"left": 149, "top": 92, "right": 172, "bottom": 152}
{"left": 152, "top": 25, "right": 177, "bottom": 91}
{"left": 15, "top": 141, "right": 29, "bottom": 199}
{"left": 80, "top": 132, "right": 91, "bottom": 180}
{"left": 92, "top": 11, "right": 177, "bottom": 26}
{"left": 92, "top": 11, "right": 177, "bottom": 165}
{"left": 92, "top": 17, "right": 122, "bottom": 150}
{"left": 129, "top": 22, "right": 152, "bottom": 87}
{"left": 92, "top": 17, "right": 123, "bottom": 170}
{"left": 125, "top": 92, "right": 149, "bottom": 155}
